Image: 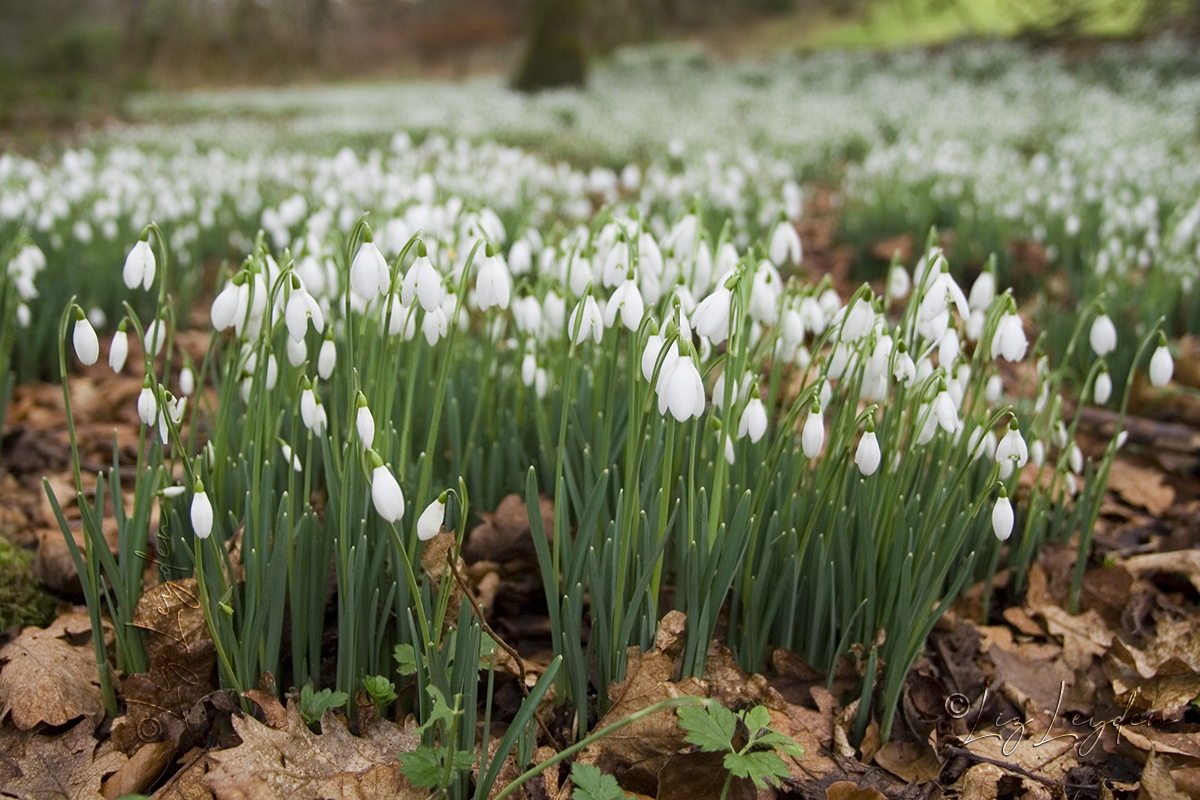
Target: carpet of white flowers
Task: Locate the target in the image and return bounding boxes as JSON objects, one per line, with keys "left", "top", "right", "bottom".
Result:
{"left": 0, "top": 36, "right": 1194, "bottom": 794}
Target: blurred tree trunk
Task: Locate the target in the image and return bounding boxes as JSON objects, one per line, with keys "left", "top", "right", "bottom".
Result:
{"left": 513, "top": 0, "right": 587, "bottom": 92}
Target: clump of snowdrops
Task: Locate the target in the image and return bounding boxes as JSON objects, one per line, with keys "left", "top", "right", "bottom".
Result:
{"left": 52, "top": 195, "right": 1171, "bottom": 788}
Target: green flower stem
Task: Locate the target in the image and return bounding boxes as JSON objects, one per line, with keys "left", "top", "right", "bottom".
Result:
{"left": 53, "top": 300, "right": 118, "bottom": 718}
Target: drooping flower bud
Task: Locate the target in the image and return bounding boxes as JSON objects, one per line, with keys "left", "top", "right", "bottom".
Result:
{"left": 992, "top": 488, "right": 1014, "bottom": 541}
{"left": 73, "top": 311, "right": 99, "bottom": 366}
{"left": 1149, "top": 335, "right": 1173, "bottom": 387}
{"left": 417, "top": 492, "right": 448, "bottom": 541}
{"left": 191, "top": 480, "right": 213, "bottom": 540}
{"left": 1089, "top": 314, "right": 1117, "bottom": 356}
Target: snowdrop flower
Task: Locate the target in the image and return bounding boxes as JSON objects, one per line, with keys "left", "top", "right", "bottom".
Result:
{"left": 991, "top": 312, "right": 1027, "bottom": 362}
{"left": 143, "top": 319, "right": 166, "bottom": 359}
{"left": 300, "top": 381, "right": 327, "bottom": 434}
{"left": 1030, "top": 438, "right": 1045, "bottom": 467}
{"left": 995, "top": 420, "right": 1028, "bottom": 479}
{"left": 802, "top": 407, "right": 824, "bottom": 458}
{"left": 279, "top": 441, "right": 302, "bottom": 472}
{"left": 1150, "top": 336, "right": 1173, "bottom": 387}
{"left": 417, "top": 493, "right": 448, "bottom": 541}
{"left": 109, "top": 323, "right": 129, "bottom": 373}
{"left": 475, "top": 248, "right": 512, "bottom": 311}
{"left": 933, "top": 381, "right": 958, "bottom": 433}
{"left": 211, "top": 278, "right": 241, "bottom": 331}
{"left": 535, "top": 368, "right": 548, "bottom": 399}
{"left": 176, "top": 367, "right": 194, "bottom": 398}
{"left": 1069, "top": 444, "right": 1084, "bottom": 475}
{"left": 749, "top": 262, "right": 782, "bottom": 323}
{"left": 422, "top": 306, "right": 449, "bottom": 346}
{"left": 799, "top": 296, "right": 826, "bottom": 336}
{"left": 992, "top": 488, "right": 1014, "bottom": 541}
{"left": 123, "top": 238, "right": 156, "bottom": 291}
{"left": 318, "top": 337, "right": 336, "bottom": 380}
{"left": 1093, "top": 367, "right": 1112, "bottom": 405}
{"left": 768, "top": 217, "right": 802, "bottom": 267}
{"left": 604, "top": 276, "right": 645, "bottom": 331}
{"left": 968, "top": 271, "right": 995, "bottom": 311}
{"left": 513, "top": 295, "right": 543, "bottom": 335}
{"left": 137, "top": 381, "right": 157, "bottom": 426}
{"left": 73, "top": 312, "right": 98, "bottom": 365}
{"left": 724, "top": 431, "right": 736, "bottom": 465}
{"left": 780, "top": 302, "right": 805, "bottom": 349}
{"left": 285, "top": 277, "right": 325, "bottom": 342}
{"left": 919, "top": 262, "right": 970, "bottom": 323}
{"left": 985, "top": 374, "right": 1003, "bottom": 404}
{"left": 508, "top": 238, "right": 533, "bottom": 276}
{"left": 642, "top": 333, "right": 678, "bottom": 385}
{"left": 840, "top": 296, "right": 872, "bottom": 342}
{"left": 1089, "top": 314, "right": 1117, "bottom": 356}
{"left": 356, "top": 394, "right": 375, "bottom": 450}
{"left": 711, "top": 372, "right": 738, "bottom": 411}
{"left": 888, "top": 265, "right": 911, "bottom": 299}
{"left": 657, "top": 354, "right": 705, "bottom": 422}
{"left": 398, "top": 251, "right": 441, "bottom": 314}
{"left": 693, "top": 281, "right": 733, "bottom": 343}
{"left": 892, "top": 341, "right": 916, "bottom": 384}
{"left": 855, "top": 427, "right": 881, "bottom": 477}
{"left": 601, "top": 240, "right": 630, "bottom": 288}
{"left": 286, "top": 336, "right": 307, "bottom": 367}
{"left": 567, "top": 296, "right": 604, "bottom": 345}
{"left": 191, "top": 481, "right": 213, "bottom": 540}
{"left": 350, "top": 239, "right": 389, "bottom": 301}
{"left": 965, "top": 309, "right": 986, "bottom": 343}
{"left": 738, "top": 392, "right": 767, "bottom": 443}
{"left": 369, "top": 454, "right": 405, "bottom": 523}
{"left": 938, "top": 329, "right": 960, "bottom": 368}
{"left": 521, "top": 352, "right": 537, "bottom": 387}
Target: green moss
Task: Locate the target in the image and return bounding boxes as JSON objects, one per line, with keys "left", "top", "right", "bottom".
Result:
{"left": 0, "top": 537, "right": 57, "bottom": 631}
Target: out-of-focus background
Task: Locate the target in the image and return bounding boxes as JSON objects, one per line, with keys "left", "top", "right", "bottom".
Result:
{"left": 1, "top": 0, "right": 1196, "bottom": 137}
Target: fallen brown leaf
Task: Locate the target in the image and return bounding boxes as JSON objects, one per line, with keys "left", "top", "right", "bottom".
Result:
{"left": 112, "top": 579, "right": 217, "bottom": 754}
{"left": 576, "top": 612, "right": 706, "bottom": 796}
{"left": 1107, "top": 460, "right": 1176, "bottom": 517}
{"left": 0, "top": 610, "right": 112, "bottom": 730}
{"left": 873, "top": 741, "right": 940, "bottom": 784}
{"left": 1, "top": 719, "right": 126, "bottom": 799}
{"left": 149, "top": 747, "right": 213, "bottom": 800}
{"left": 1139, "top": 749, "right": 1190, "bottom": 800}
{"left": 203, "top": 702, "right": 422, "bottom": 800}
{"left": 825, "top": 780, "right": 887, "bottom": 800}
{"left": 656, "top": 750, "right": 754, "bottom": 800}
{"left": 102, "top": 739, "right": 175, "bottom": 799}
{"left": 1122, "top": 550, "right": 1200, "bottom": 595}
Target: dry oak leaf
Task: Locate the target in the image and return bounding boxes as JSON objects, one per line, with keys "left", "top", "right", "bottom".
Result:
{"left": 1139, "top": 749, "right": 1190, "bottom": 800}
{"left": 149, "top": 747, "right": 213, "bottom": 800}
{"left": 0, "top": 719, "right": 127, "bottom": 800}
{"left": 575, "top": 612, "right": 706, "bottom": 796}
{"left": 0, "top": 610, "right": 112, "bottom": 730}
{"left": 1121, "top": 550, "right": 1200, "bottom": 595}
{"left": 203, "top": 701, "right": 422, "bottom": 800}
{"left": 872, "top": 741, "right": 940, "bottom": 784}
{"left": 1106, "top": 460, "right": 1175, "bottom": 518}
